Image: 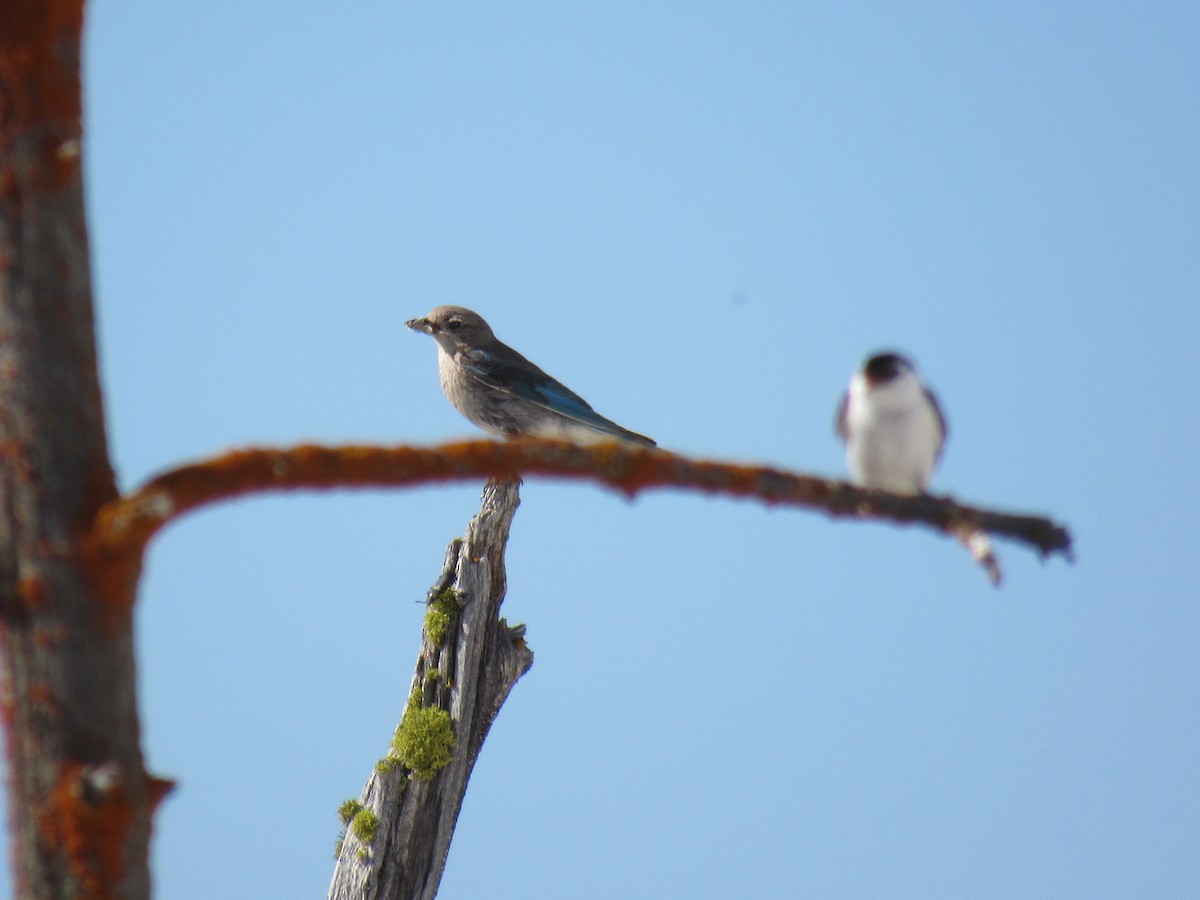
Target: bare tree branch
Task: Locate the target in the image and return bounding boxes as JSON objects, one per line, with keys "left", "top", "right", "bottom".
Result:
{"left": 329, "top": 479, "right": 531, "bottom": 900}
{"left": 91, "top": 441, "right": 1074, "bottom": 580}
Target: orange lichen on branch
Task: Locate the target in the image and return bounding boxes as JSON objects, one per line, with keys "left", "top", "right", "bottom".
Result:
{"left": 90, "top": 441, "right": 1073, "bottom": 572}
{"left": 39, "top": 762, "right": 138, "bottom": 900}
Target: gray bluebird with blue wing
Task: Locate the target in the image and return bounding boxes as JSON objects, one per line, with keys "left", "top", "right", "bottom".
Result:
{"left": 406, "top": 306, "right": 656, "bottom": 447}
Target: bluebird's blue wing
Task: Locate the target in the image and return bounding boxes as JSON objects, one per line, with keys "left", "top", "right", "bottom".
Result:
{"left": 459, "top": 342, "right": 655, "bottom": 445}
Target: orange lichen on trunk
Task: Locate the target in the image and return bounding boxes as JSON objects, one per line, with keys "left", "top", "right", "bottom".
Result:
{"left": 15, "top": 574, "right": 46, "bottom": 611}
{"left": 0, "top": 0, "right": 86, "bottom": 164}
{"left": 77, "top": 534, "right": 141, "bottom": 629}
{"left": 39, "top": 762, "right": 137, "bottom": 900}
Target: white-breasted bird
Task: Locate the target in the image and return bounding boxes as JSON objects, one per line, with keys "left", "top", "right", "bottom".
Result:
{"left": 836, "top": 351, "right": 947, "bottom": 494}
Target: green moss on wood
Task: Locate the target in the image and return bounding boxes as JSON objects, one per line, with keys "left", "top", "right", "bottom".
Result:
{"left": 392, "top": 704, "right": 455, "bottom": 779}
{"left": 351, "top": 808, "right": 379, "bottom": 844}
{"left": 424, "top": 588, "right": 463, "bottom": 645}
{"left": 337, "top": 799, "right": 363, "bottom": 826}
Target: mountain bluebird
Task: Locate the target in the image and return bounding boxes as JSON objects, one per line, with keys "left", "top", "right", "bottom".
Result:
{"left": 836, "top": 351, "right": 946, "bottom": 493}
{"left": 406, "top": 305, "right": 656, "bottom": 446}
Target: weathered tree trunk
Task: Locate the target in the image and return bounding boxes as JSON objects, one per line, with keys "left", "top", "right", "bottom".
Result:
{"left": 0, "top": 2, "right": 154, "bottom": 896}
{"left": 329, "top": 479, "right": 533, "bottom": 900}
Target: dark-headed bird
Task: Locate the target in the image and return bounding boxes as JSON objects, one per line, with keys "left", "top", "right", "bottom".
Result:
{"left": 836, "top": 351, "right": 946, "bottom": 493}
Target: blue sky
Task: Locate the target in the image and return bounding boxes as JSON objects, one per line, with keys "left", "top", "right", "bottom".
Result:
{"left": 8, "top": 1, "right": 1194, "bottom": 897}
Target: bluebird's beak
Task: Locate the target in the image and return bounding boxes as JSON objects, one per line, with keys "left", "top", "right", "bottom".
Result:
{"left": 406, "top": 316, "right": 434, "bottom": 334}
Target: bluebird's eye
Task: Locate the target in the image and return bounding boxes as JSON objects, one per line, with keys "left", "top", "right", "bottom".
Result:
{"left": 446, "top": 319, "right": 463, "bottom": 332}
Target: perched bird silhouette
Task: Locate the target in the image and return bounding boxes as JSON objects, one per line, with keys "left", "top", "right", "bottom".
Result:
{"left": 836, "top": 351, "right": 946, "bottom": 493}
{"left": 406, "top": 305, "right": 656, "bottom": 447}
